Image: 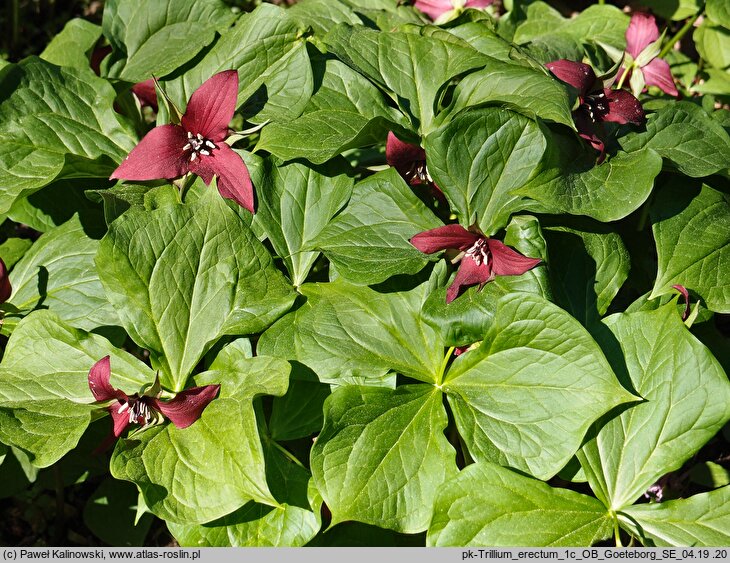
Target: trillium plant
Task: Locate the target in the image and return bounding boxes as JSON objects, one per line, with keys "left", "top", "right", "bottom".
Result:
{"left": 0, "top": 0, "right": 729, "bottom": 549}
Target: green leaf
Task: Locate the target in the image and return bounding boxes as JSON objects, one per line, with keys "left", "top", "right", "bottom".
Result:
{"left": 311, "top": 385, "right": 457, "bottom": 533}
{"left": 258, "top": 281, "right": 444, "bottom": 385}
{"left": 254, "top": 157, "right": 353, "bottom": 286}
{"left": 83, "top": 478, "right": 154, "bottom": 547}
{"left": 256, "top": 58, "right": 405, "bottom": 164}
{"left": 0, "top": 238, "right": 33, "bottom": 270}
{"left": 159, "top": 4, "right": 310, "bottom": 124}
{"left": 620, "top": 102, "right": 730, "bottom": 178}
{"left": 101, "top": 0, "right": 236, "bottom": 82}
{"left": 323, "top": 25, "right": 489, "bottom": 134}
{"left": 40, "top": 19, "right": 102, "bottom": 70}
{"left": 287, "top": 0, "right": 362, "bottom": 35}
{"left": 8, "top": 215, "right": 119, "bottom": 332}
{"left": 707, "top": 0, "right": 730, "bottom": 28}
{"left": 578, "top": 304, "right": 730, "bottom": 510}
{"left": 168, "top": 440, "right": 321, "bottom": 546}
{"left": 269, "top": 373, "right": 329, "bottom": 442}
{"left": 640, "top": 0, "right": 702, "bottom": 21}
{"left": 520, "top": 130, "right": 662, "bottom": 222}
{"left": 96, "top": 189, "right": 295, "bottom": 391}
{"left": 444, "top": 293, "right": 635, "bottom": 480}
{"left": 0, "top": 57, "right": 136, "bottom": 215}
{"left": 695, "top": 22, "right": 730, "bottom": 71}
{"left": 444, "top": 60, "right": 574, "bottom": 128}
{"left": 0, "top": 311, "right": 152, "bottom": 467}
{"left": 111, "top": 344, "right": 290, "bottom": 524}
{"left": 622, "top": 487, "right": 730, "bottom": 547}
{"left": 428, "top": 462, "right": 612, "bottom": 546}
{"left": 650, "top": 182, "right": 730, "bottom": 313}
{"left": 544, "top": 225, "right": 630, "bottom": 326}
{"left": 441, "top": 22, "right": 515, "bottom": 63}
{"left": 425, "top": 107, "right": 546, "bottom": 234}
{"left": 311, "top": 168, "right": 442, "bottom": 285}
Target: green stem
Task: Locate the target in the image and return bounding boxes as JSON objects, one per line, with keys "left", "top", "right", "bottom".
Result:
{"left": 437, "top": 346, "right": 455, "bottom": 386}
{"left": 271, "top": 440, "right": 306, "bottom": 470}
{"left": 9, "top": 0, "right": 20, "bottom": 58}
{"left": 659, "top": 7, "right": 704, "bottom": 60}
{"left": 614, "top": 514, "right": 623, "bottom": 548}
{"left": 616, "top": 66, "right": 631, "bottom": 90}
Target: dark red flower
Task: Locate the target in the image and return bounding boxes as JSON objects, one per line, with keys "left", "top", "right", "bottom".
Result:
{"left": 546, "top": 60, "right": 645, "bottom": 162}
{"left": 110, "top": 71, "right": 254, "bottom": 213}
{"left": 0, "top": 258, "right": 11, "bottom": 303}
{"left": 386, "top": 132, "right": 431, "bottom": 186}
{"left": 88, "top": 356, "right": 219, "bottom": 450}
{"left": 672, "top": 284, "right": 691, "bottom": 321}
{"left": 410, "top": 224, "right": 541, "bottom": 303}
{"left": 131, "top": 79, "right": 159, "bottom": 112}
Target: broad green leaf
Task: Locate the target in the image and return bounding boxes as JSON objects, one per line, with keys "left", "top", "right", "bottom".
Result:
{"left": 650, "top": 182, "right": 730, "bottom": 313}
{"left": 442, "top": 22, "right": 514, "bottom": 62}
{"left": 544, "top": 225, "right": 630, "bottom": 326}
{"left": 641, "top": 0, "right": 702, "bottom": 20}
{"left": 0, "top": 238, "right": 32, "bottom": 269}
{"left": 620, "top": 102, "right": 730, "bottom": 178}
{"left": 707, "top": 0, "right": 730, "bottom": 28}
{"left": 578, "top": 304, "right": 730, "bottom": 510}
{"left": 269, "top": 375, "right": 329, "bottom": 442}
{"left": 258, "top": 280, "right": 444, "bottom": 385}
{"left": 256, "top": 58, "right": 406, "bottom": 163}
{"left": 520, "top": 130, "right": 662, "bottom": 222}
{"left": 622, "top": 487, "right": 730, "bottom": 547}
{"left": 311, "top": 385, "right": 457, "bottom": 533}
{"left": 692, "top": 68, "right": 730, "bottom": 96}
{"left": 96, "top": 189, "right": 295, "bottom": 391}
{"left": 40, "top": 19, "right": 102, "bottom": 70}
{"left": 83, "top": 478, "right": 154, "bottom": 547}
{"left": 0, "top": 311, "right": 151, "bottom": 467}
{"left": 287, "top": 0, "right": 362, "bottom": 35}
{"left": 254, "top": 157, "right": 353, "bottom": 286}
{"left": 444, "top": 293, "right": 635, "bottom": 480}
{"left": 444, "top": 60, "right": 574, "bottom": 128}
{"left": 311, "top": 168, "right": 442, "bottom": 285}
{"left": 0, "top": 57, "right": 136, "bottom": 215}
{"left": 425, "top": 107, "right": 546, "bottom": 234}
{"left": 695, "top": 22, "right": 730, "bottom": 71}
{"left": 111, "top": 345, "right": 290, "bottom": 524}
{"left": 323, "top": 25, "right": 489, "bottom": 134}
{"left": 102, "top": 0, "right": 236, "bottom": 82}
{"left": 428, "top": 462, "right": 612, "bottom": 546}
{"left": 168, "top": 440, "right": 321, "bottom": 546}
{"left": 160, "top": 4, "right": 310, "bottom": 124}
{"left": 8, "top": 215, "right": 119, "bottom": 332}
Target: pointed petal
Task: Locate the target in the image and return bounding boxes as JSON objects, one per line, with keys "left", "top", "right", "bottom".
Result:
{"left": 672, "top": 284, "right": 691, "bottom": 321}
{"left": 88, "top": 356, "right": 118, "bottom": 402}
{"left": 131, "top": 79, "right": 158, "bottom": 111}
{"left": 487, "top": 239, "right": 541, "bottom": 276}
{"left": 189, "top": 144, "right": 254, "bottom": 213}
{"left": 626, "top": 12, "right": 659, "bottom": 58}
{"left": 466, "top": 0, "right": 494, "bottom": 7}
{"left": 109, "top": 403, "right": 132, "bottom": 437}
{"left": 414, "top": 0, "right": 453, "bottom": 20}
{"left": 110, "top": 124, "right": 189, "bottom": 181}
{"left": 181, "top": 70, "right": 238, "bottom": 141}
{"left": 410, "top": 225, "right": 480, "bottom": 254}
{"left": 154, "top": 384, "right": 220, "bottom": 429}
{"left": 642, "top": 59, "right": 678, "bottom": 96}
{"left": 446, "top": 255, "right": 492, "bottom": 303}
{"left": 545, "top": 60, "right": 597, "bottom": 96}
{"left": 386, "top": 132, "right": 426, "bottom": 183}
{"left": 0, "top": 258, "right": 11, "bottom": 303}
{"left": 572, "top": 110, "right": 607, "bottom": 162}
{"left": 600, "top": 88, "right": 645, "bottom": 125}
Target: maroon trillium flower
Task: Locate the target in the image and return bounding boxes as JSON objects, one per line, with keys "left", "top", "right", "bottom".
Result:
{"left": 131, "top": 79, "right": 159, "bottom": 112}
{"left": 546, "top": 60, "right": 645, "bottom": 162}
{"left": 0, "top": 258, "right": 11, "bottom": 303}
{"left": 110, "top": 70, "right": 255, "bottom": 213}
{"left": 672, "top": 284, "right": 691, "bottom": 321}
{"left": 415, "top": 0, "right": 493, "bottom": 21}
{"left": 386, "top": 131, "right": 435, "bottom": 187}
{"left": 621, "top": 13, "right": 678, "bottom": 97}
{"left": 410, "top": 224, "right": 541, "bottom": 303}
{"left": 88, "top": 356, "right": 220, "bottom": 448}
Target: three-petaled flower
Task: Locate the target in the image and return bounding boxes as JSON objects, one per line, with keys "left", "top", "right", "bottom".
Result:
{"left": 410, "top": 224, "right": 541, "bottom": 303}
{"left": 110, "top": 70, "right": 254, "bottom": 213}
{"left": 88, "top": 356, "right": 220, "bottom": 449}
{"left": 620, "top": 13, "right": 678, "bottom": 98}
{"left": 546, "top": 60, "right": 645, "bottom": 162}
{"left": 415, "top": 0, "right": 493, "bottom": 22}
{"left": 386, "top": 132, "right": 432, "bottom": 186}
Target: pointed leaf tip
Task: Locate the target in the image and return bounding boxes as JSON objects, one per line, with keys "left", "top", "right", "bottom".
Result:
{"left": 182, "top": 70, "right": 239, "bottom": 142}
{"left": 487, "top": 239, "right": 542, "bottom": 276}
{"left": 88, "top": 356, "right": 117, "bottom": 402}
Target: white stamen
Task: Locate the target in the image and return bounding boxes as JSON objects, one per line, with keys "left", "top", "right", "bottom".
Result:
{"left": 182, "top": 143, "right": 191, "bottom": 151}
{"left": 196, "top": 133, "right": 203, "bottom": 140}
{"left": 465, "top": 238, "right": 490, "bottom": 266}
{"left": 118, "top": 403, "right": 129, "bottom": 414}
{"left": 205, "top": 140, "right": 215, "bottom": 149}
{"left": 187, "top": 131, "right": 193, "bottom": 139}
{"left": 200, "top": 149, "right": 210, "bottom": 156}
{"left": 190, "top": 152, "right": 197, "bottom": 161}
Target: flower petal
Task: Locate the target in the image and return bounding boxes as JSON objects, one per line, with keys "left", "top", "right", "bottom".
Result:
{"left": 642, "top": 58, "right": 679, "bottom": 96}
{"left": 154, "top": 384, "right": 220, "bottom": 429}
{"left": 487, "top": 239, "right": 542, "bottom": 276}
{"left": 88, "top": 356, "right": 121, "bottom": 402}
{"left": 110, "top": 124, "right": 190, "bottom": 181}
{"left": 131, "top": 79, "right": 158, "bottom": 111}
{"left": 672, "top": 284, "right": 690, "bottom": 321}
{"left": 446, "top": 255, "right": 492, "bottom": 303}
{"left": 410, "top": 225, "right": 480, "bottom": 254}
{"left": 545, "top": 60, "right": 597, "bottom": 96}
{"left": 626, "top": 12, "right": 660, "bottom": 58}
{"left": 414, "top": 0, "right": 453, "bottom": 20}
{"left": 109, "top": 403, "right": 132, "bottom": 437}
{"left": 0, "top": 258, "right": 11, "bottom": 303}
{"left": 181, "top": 70, "right": 238, "bottom": 142}
{"left": 386, "top": 132, "right": 426, "bottom": 183}
{"left": 600, "top": 88, "right": 645, "bottom": 125}
{"left": 571, "top": 110, "right": 607, "bottom": 162}
{"left": 189, "top": 144, "right": 255, "bottom": 213}
{"left": 466, "top": 0, "right": 494, "bottom": 8}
